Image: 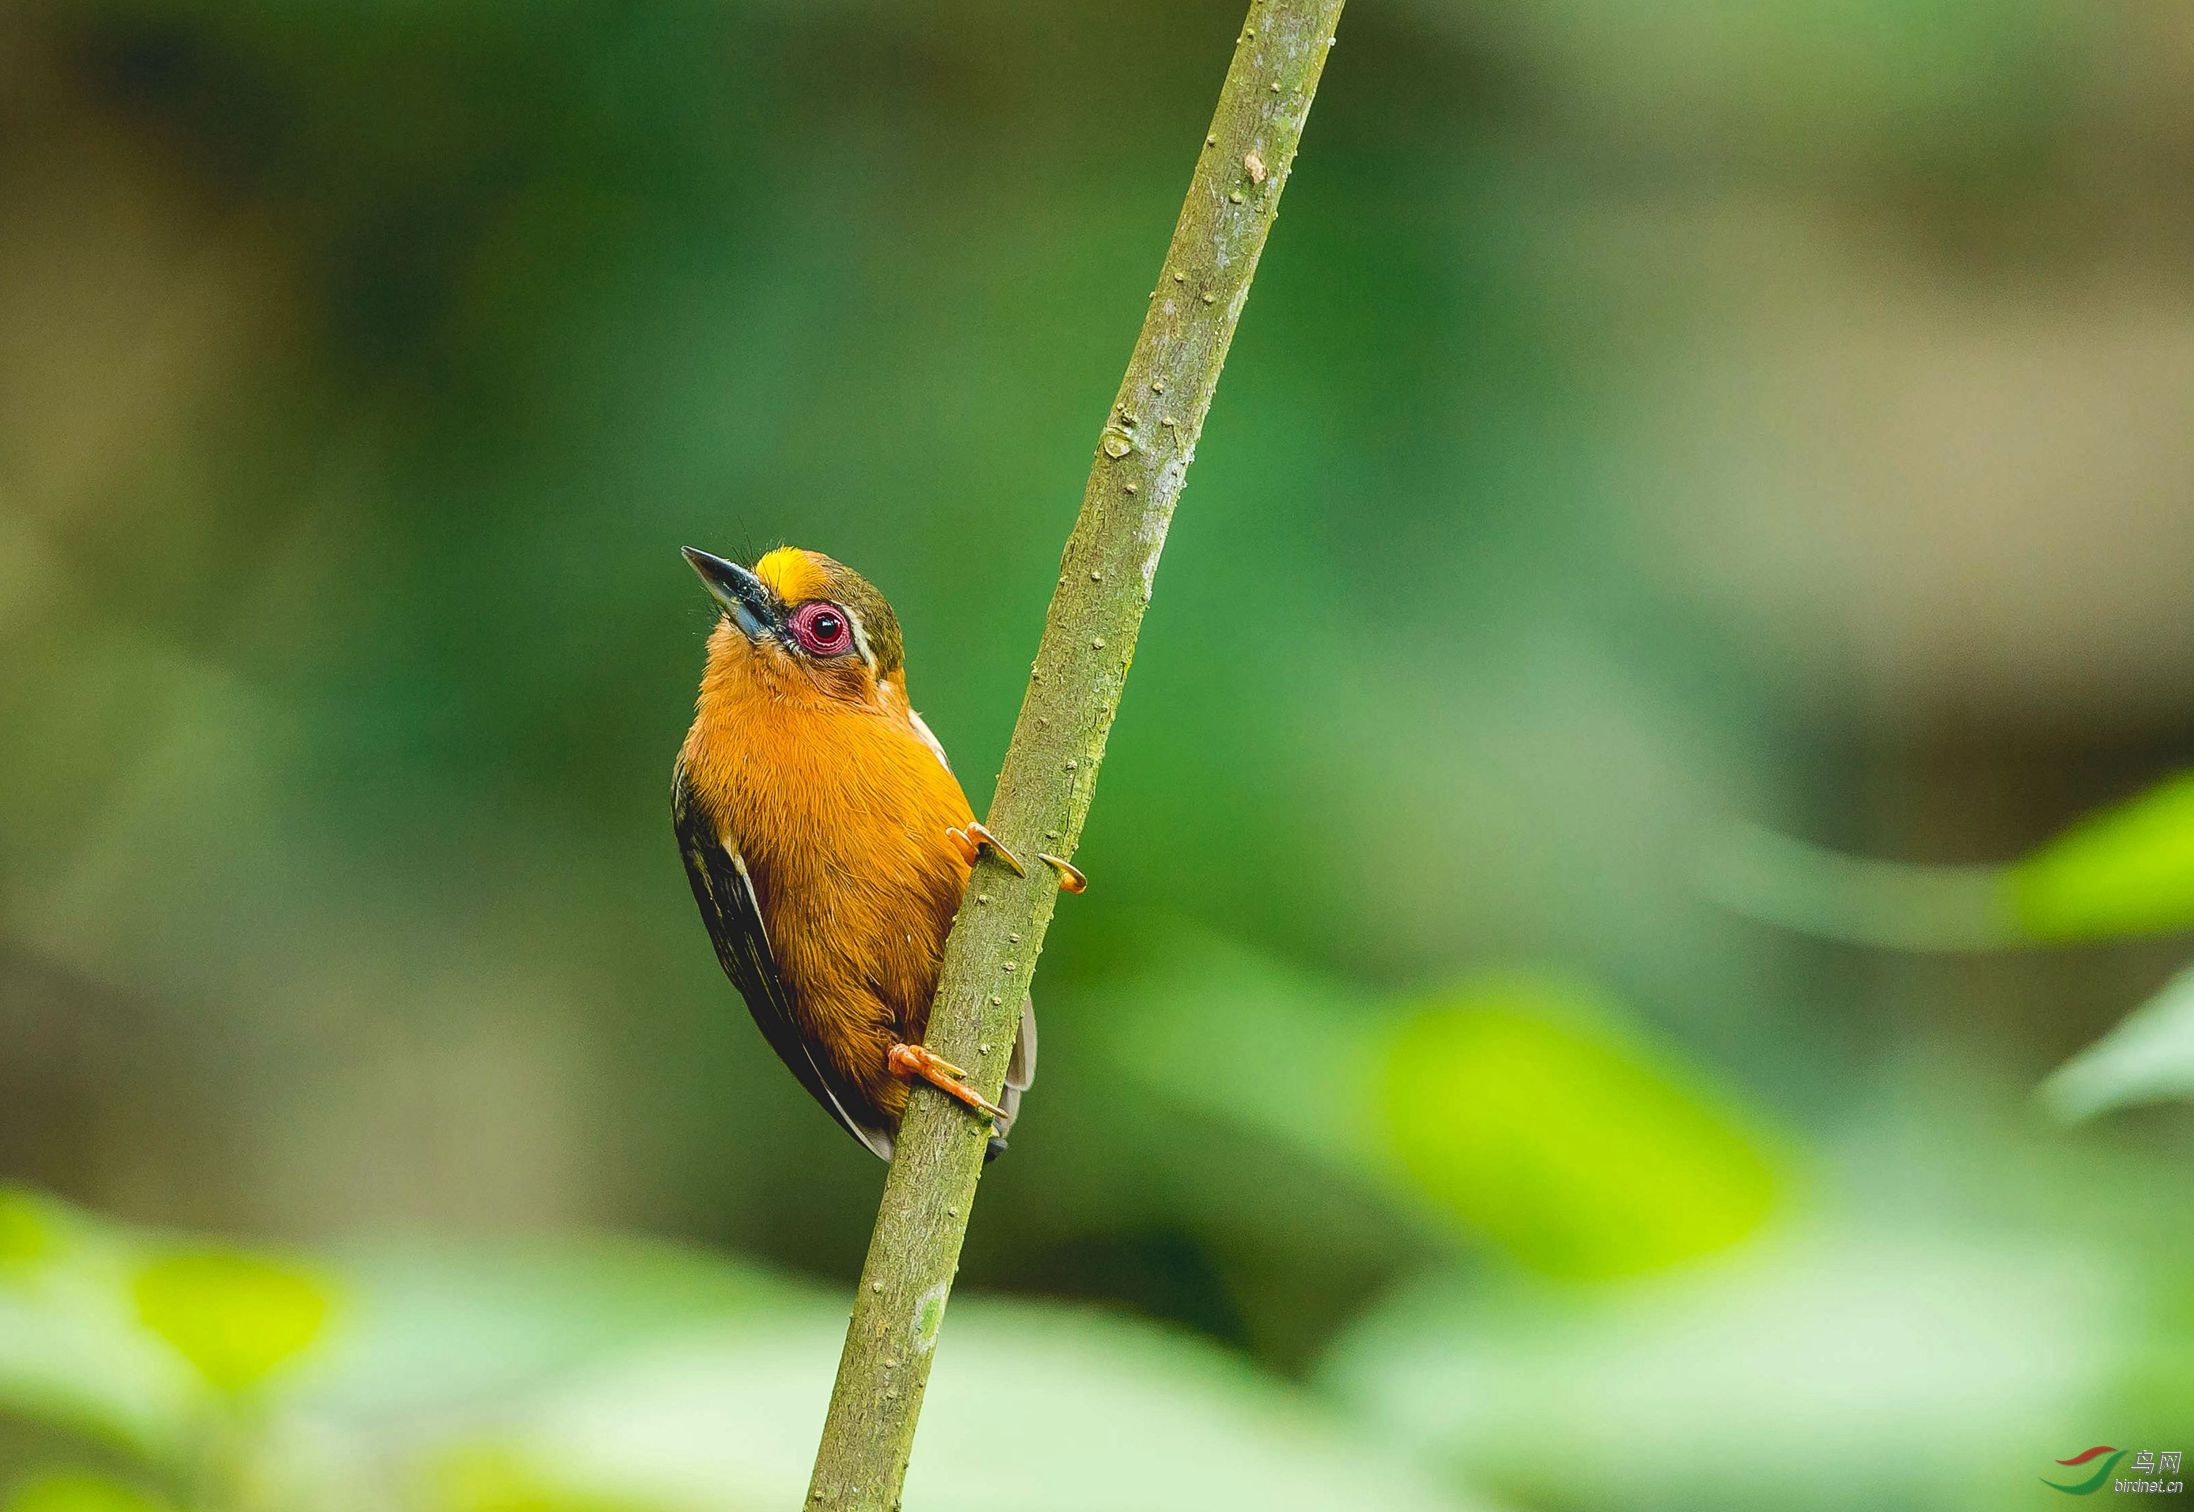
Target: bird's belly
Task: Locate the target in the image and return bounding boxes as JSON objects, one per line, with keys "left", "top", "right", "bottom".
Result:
{"left": 689, "top": 688, "right": 975, "bottom": 1109}
{"left": 736, "top": 778, "right": 969, "bottom": 1089}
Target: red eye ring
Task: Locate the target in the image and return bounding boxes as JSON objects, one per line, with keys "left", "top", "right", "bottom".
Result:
{"left": 788, "top": 601, "right": 854, "bottom": 656}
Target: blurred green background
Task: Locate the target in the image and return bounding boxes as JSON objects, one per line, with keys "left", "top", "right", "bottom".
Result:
{"left": 4, "top": 0, "right": 2194, "bottom": 1508}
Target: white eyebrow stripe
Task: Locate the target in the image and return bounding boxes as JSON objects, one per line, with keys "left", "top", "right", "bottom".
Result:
{"left": 843, "top": 604, "right": 877, "bottom": 669}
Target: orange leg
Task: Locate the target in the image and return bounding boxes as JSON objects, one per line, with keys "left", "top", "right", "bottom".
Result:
{"left": 889, "top": 1042, "right": 1008, "bottom": 1121}
{"left": 946, "top": 820, "right": 1026, "bottom": 877}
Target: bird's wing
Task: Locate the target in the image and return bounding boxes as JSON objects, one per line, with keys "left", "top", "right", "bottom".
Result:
{"left": 673, "top": 767, "right": 895, "bottom": 1159}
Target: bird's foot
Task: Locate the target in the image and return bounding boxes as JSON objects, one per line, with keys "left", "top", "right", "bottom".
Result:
{"left": 888, "top": 1041, "right": 1008, "bottom": 1122}
{"left": 1036, "top": 853, "right": 1087, "bottom": 894}
{"left": 946, "top": 820, "right": 1025, "bottom": 877}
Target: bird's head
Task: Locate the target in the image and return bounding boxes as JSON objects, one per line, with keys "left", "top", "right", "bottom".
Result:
{"left": 683, "top": 544, "right": 907, "bottom": 707}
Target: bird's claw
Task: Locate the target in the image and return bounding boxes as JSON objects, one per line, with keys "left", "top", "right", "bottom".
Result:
{"left": 949, "top": 825, "right": 1084, "bottom": 895}
{"left": 1037, "top": 853, "right": 1087, "bottom": 894}
{"left": 889, "top": 1041, "right": 1007, "bottom": 1122}
{"left": 947, "top": 820, "right": 1026, "bottom": 877}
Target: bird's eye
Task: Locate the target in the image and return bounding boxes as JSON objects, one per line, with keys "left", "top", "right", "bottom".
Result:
{"left": 789, "top": 601, "right": 854, "bottom": 656}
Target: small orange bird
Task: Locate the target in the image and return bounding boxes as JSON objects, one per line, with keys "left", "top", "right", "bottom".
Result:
{"left": 673, "top": 545, "right": 1073, "bottom": 1159}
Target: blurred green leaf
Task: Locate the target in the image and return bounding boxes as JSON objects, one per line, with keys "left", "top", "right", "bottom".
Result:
{"left": 1101, "top": 938, "right": 1783, "bottom": 1278}
{"left": 2012, "top": 771, "right": 2194, "bottom": 941}
{"left": 300, "top": 1237, "right": 804, "bottom": 1424}
{"left": 1319, "top": 1226, "right": 2141, "bottom": 1512}
{"left": 2039, "top": 964, "right": 2194, "bottom": 1121}
{"left": 1377, "top": 976, "right": 1781, "bottom": 1278}
{"left": 0, "top": 1188, "right": 66, "bottom": 1275}
{"left": 2, "top": 1470, "right": 175, "bottom": 1512}
{"left": 129, "top": 1249, "right": 335, "bottom": 1397}
{"left": 457, "top": 1301, "right": 1497, "bottom": 1512}
{"left": 1698, "top": 823, "right": 2015, "bottom": 951}
{"left": 0, "top": 1189, "right": 204, "bottom": 1460}
{"left": 1706, "top": 773, "right": 2194, "bottom": 949}
{"left": 1098, "top": 929, "right": 1388, "bottom": 1172}
{"left": 426, "top": 1444, "right": 666, "bottom": 1512}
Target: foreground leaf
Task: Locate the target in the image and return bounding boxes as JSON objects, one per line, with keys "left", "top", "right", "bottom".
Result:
{"left": 301, "top": 1236, "right": 802, "bottom": 1423}
{"left": 2039, "top": 965, "right": 2194, "bottom": 1121}
{"left": 0, "top": 1190, "right": 204, "bottom": 1459}
{"left": 130, "top": 1249, "right": 336, "bottom": 1396}
{"left": 2, "top": 1470, "right": 176, "bottom": 1512}
{"left": 1319, "top": 1227, "right": 2142, "bottom": 1512}
{"left": 452, "top": 1301, "right": 1500, "bottom": 1512}
{"left": 2012, "top": 772, "right": 2194, "bottom": 941}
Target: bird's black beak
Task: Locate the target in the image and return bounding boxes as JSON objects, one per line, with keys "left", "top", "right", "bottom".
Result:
{"left": 683, "top": 547, "right": 778, "bottom": 641}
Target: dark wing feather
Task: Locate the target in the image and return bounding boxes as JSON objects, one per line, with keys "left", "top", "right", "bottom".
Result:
{"left": 673, "top": 766, "right": 894, "bottom": 1159}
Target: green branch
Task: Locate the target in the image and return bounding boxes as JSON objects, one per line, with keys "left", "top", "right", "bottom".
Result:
{"left": 805, "top": 4, "right": 1347, "bottom": 1504}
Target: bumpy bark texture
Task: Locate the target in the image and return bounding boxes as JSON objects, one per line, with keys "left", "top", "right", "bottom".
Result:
{"left": 806, "top": 4, "right": 1348, "bottom": 1505}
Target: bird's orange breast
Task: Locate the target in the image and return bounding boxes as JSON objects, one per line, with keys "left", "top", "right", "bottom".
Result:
{"left": 679, "top": 627, "right": 973, "bottom": 1108}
